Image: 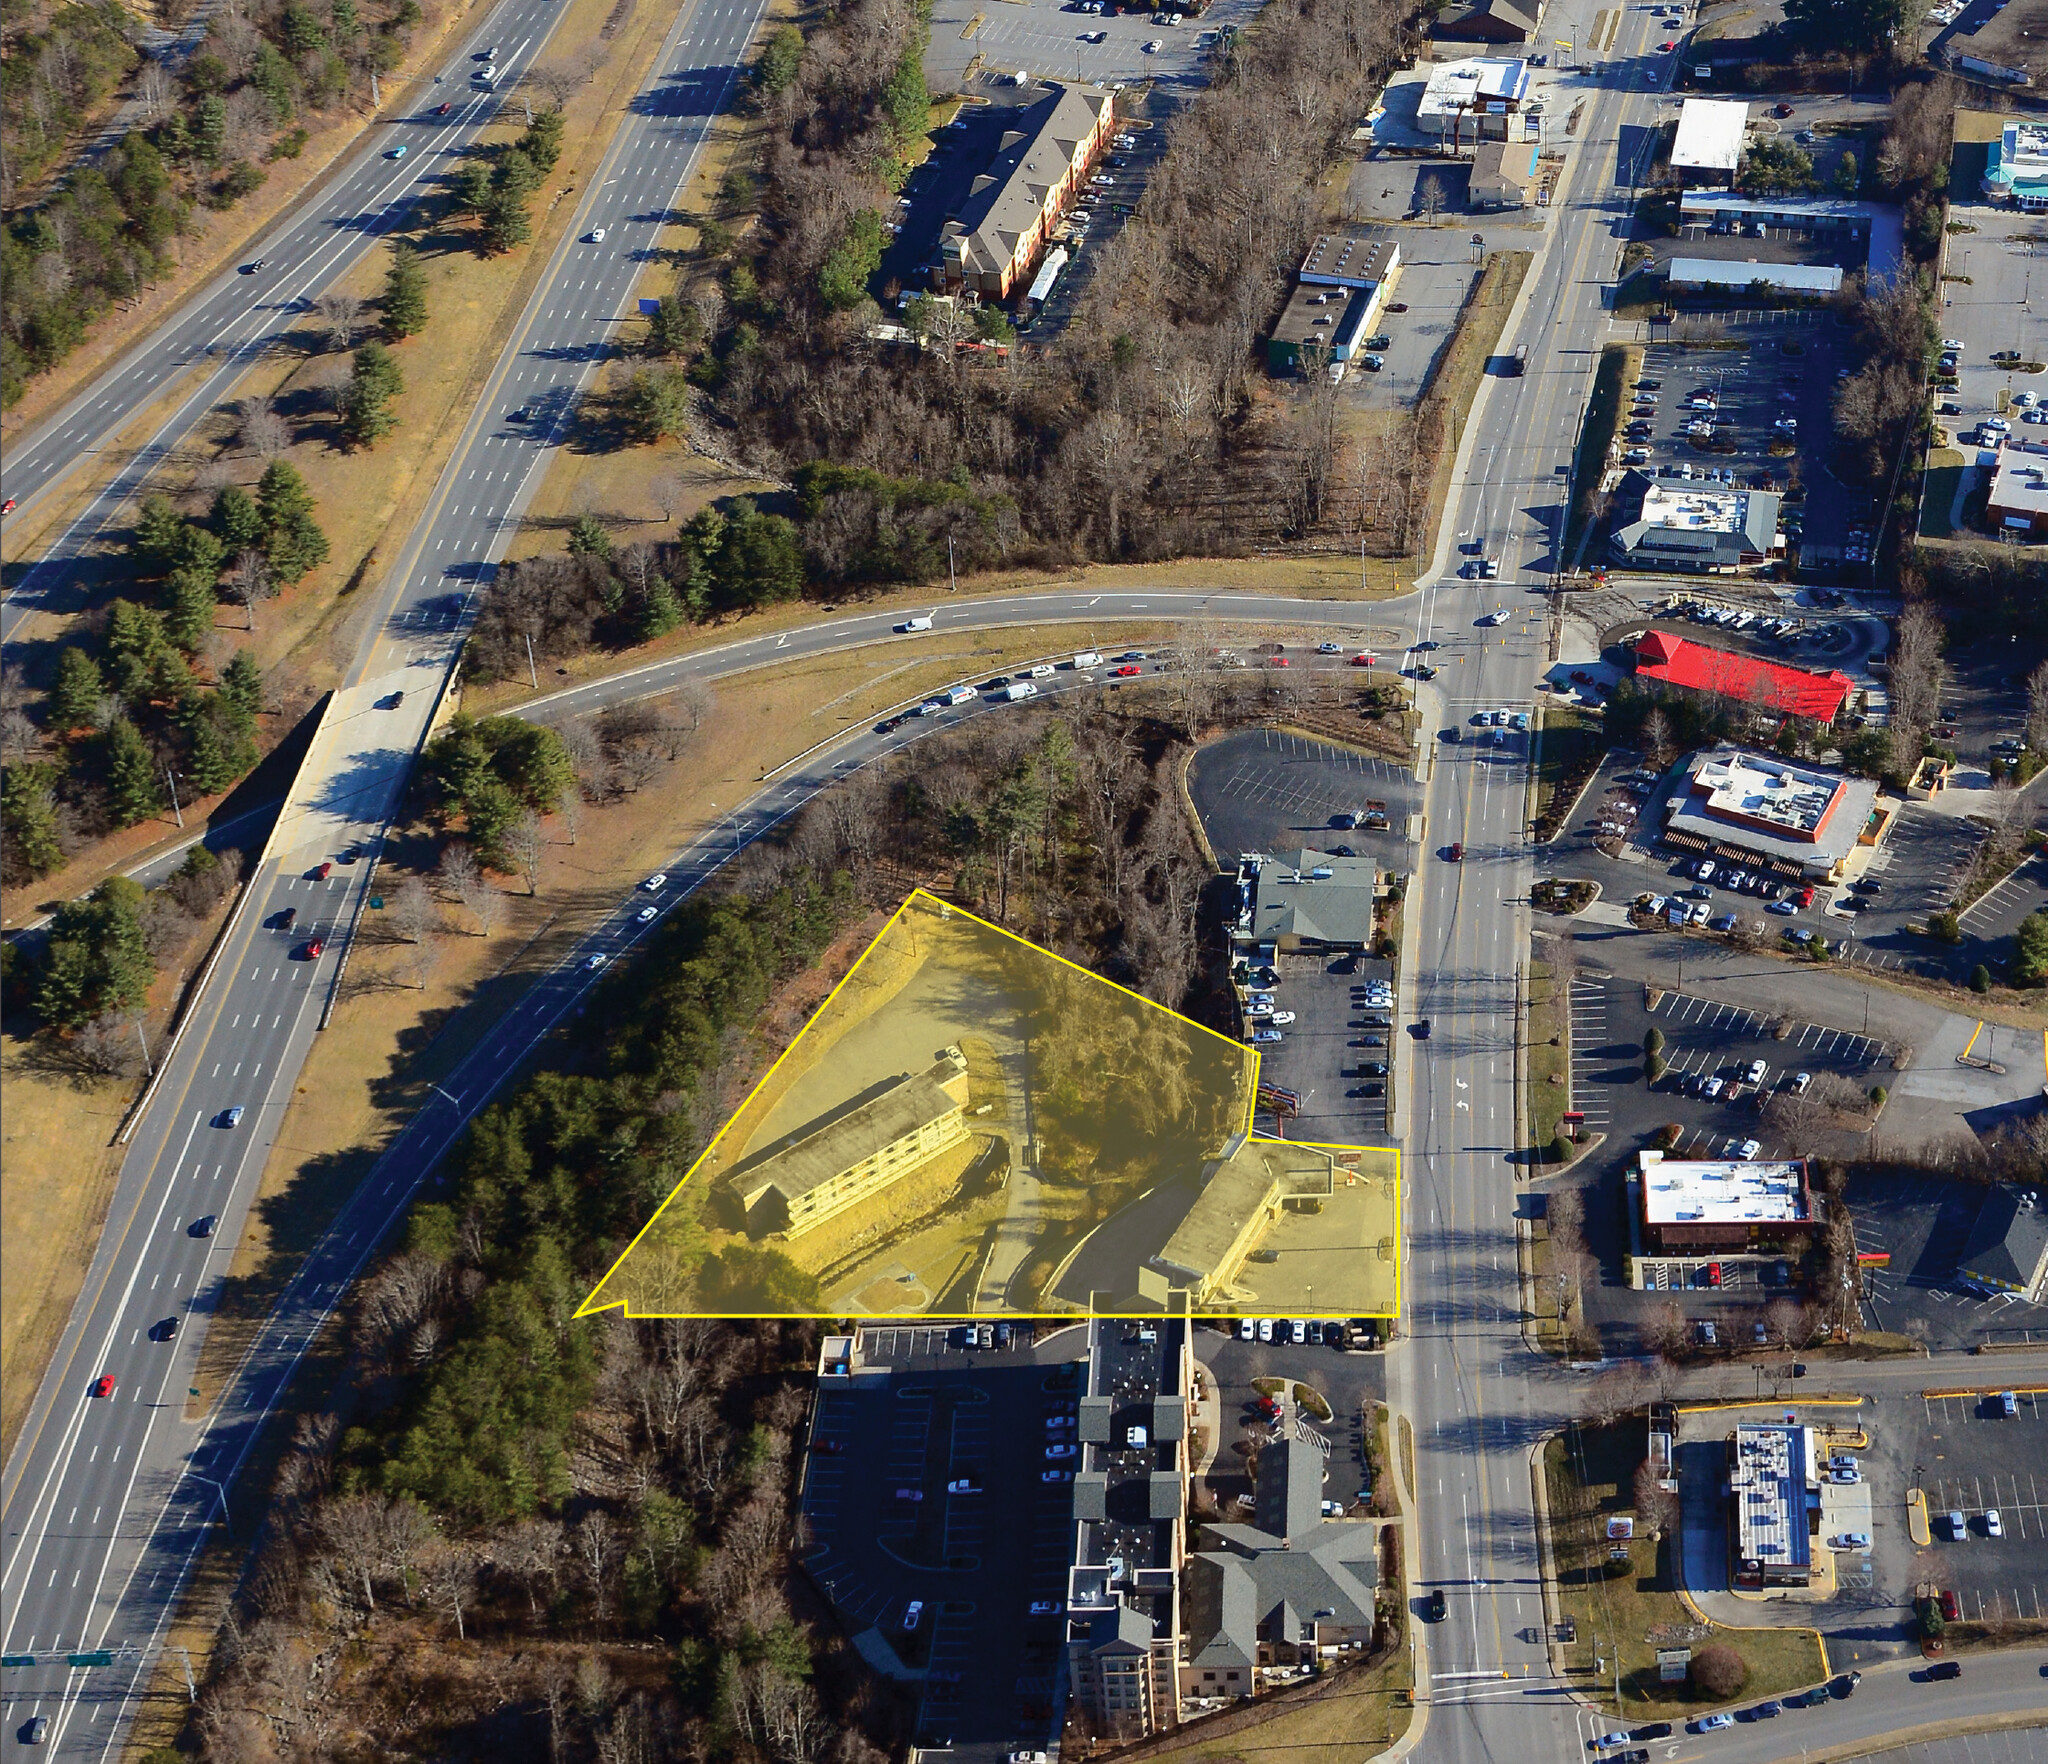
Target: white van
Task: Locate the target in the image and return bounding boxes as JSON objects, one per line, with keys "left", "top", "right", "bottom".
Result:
{"left": 1005, "top": 680, "right": 1040, "bottom": 701}
{"left": 896, "top": 614, "right": 934, "bottom": 633}
{"left": 944, "top": 683, "right": 974, "bottom": 705}
{"left": 1072, "top": 650, "right": 1103, "bottom": 669}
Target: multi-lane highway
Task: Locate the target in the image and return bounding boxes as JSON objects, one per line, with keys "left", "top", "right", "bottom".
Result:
{"left": 0, "top": 0, "right": 577, "bottom": 645}
{"left": 0, "top": 0, "right": 772, "bottom": 1747}
{"left": 1388, "top": 8, "right": 1693, "bottom": 1764}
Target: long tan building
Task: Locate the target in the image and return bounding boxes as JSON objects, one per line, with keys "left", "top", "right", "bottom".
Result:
{"left": 933, "top": 81, "right": 1115, "bottom": 299}
{"left": 727, "top": 1048, "right": 971, "bottom": 1239}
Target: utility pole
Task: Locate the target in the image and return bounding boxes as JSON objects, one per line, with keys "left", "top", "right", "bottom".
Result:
{"left": 948, "top": 532, "right": 958, "bottom": 594}
{"left": 136, "top": 1016, "right": 153, "bottom": 1076}
{"left": 164, "top": 767, "right": 183, "bottom": 829}
{"left": 525, "top": 631, "right": 539, "bottom": 690}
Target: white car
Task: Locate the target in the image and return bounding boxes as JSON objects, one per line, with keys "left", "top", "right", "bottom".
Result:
{"left": 1041, "top": 1468, "right": 1072, "bottom": 1483}
{"left": 1238, "top": 1319, "right": 1256, "bottom": 1339}
{"left": 1143, "top": 37, "right": 1162, "bottom": 50}
{"left": 1832, "top": 1532, "right": 1871, "bottom": 1550}
{"left": 1028, "top": 662, "right": 1055, "bottom": 677}
{"left": 1045, "top": 1442, "right": 1075, "bottom": 1459}
{"left": 1738, "top": 1138, "right": 1762, "bottom": 1160}
{"left": 1479, "top": 609, "right": 1507, "bottom": 626}
{"left": 637, "top": 905, "right": 658, "bottom": 924}
{"left": 1941, "top": 337, "right": 1964, "bottom": 352}
{"left": 902, "top": 1600, "right": 924, "bottom": 1630}
{"left": 1253, "top": 1028, "right": 1284, "bottom": 1045}
{"left": 1257, "top": 1318, "right": 1274, "bottom": 1342}
{"left": 1268, "top": 1011, "right": 1297, "bottom": 1026}
{"left": 1985, "top": 416, "right": 2010, "bottom": 433}
{"left": 585, "top": 953, "right": 609, "bottom": 971}
{"left": 1029, "top": 1599, "right": 1064, "bottom": 1616}
{"left": 1317, "top": 640, "right": 1342, "bottom": 653}
{"left": 642, "top": 872, "right": 667, "bottom": 891}
{"left": 1745, "top": 1059, "right": 1767, "bottom": 1085}
{"left": 586, "top": 227, "right": 607, "bottom": 243}
{"left": 1986, "top": 1509, "right": 2004, "bottom": 1537}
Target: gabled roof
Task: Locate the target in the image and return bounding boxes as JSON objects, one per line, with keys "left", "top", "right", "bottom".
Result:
{"left": 941, "top": 82, "right": 1112, "bottom": 280}
{"left": 1434, "top": 0, "right": 1537, "bottom": 36}
{"left": 1635, "top": 630, "right": 1852, "bottom": 722}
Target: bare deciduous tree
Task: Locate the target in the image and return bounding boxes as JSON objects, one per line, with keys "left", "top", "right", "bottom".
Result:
{"left": 390, "top": 875, "right": 437, "bottom": 944}
{"left": 509, "top": 808, "right": 545, "bottom": 896}
{"left": 227, "top": 548, "right": 275, "bottom": 631}
{"left": 315, "top": 290, "right": 362, "bottom": 353}
{"left": 239, "top": 395, "right": 291, "bottom": 461}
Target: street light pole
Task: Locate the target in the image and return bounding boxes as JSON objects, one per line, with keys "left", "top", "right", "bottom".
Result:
{"left": 164, "top": 766, "right": 183, "bottom": 830}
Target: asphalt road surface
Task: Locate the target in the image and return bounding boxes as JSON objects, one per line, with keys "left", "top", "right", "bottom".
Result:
{"left": 0, "top": 0, "right": 579, "bottom": 649}
{"left": 10, "top": 1, "right": 2048, "bottom": 1759}
{"left": 0, "top": 0, "right": 771, "bottom": 1748}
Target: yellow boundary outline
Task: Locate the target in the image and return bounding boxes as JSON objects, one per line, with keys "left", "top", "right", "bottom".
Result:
{"left": 575, "top": 886, "right": 1402, "bottom": 1319}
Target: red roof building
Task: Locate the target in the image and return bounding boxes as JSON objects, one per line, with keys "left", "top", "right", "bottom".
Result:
{"left": 1633, "top": 631, "right": 1853, "bottom": 726}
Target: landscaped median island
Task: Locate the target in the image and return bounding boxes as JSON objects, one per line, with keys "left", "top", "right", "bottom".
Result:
{"left": 1565, "top": 343, "right": 1644, "bottom": 564}
{"left": 1543, "top": 1419, "right": 1826, "bottom": 1717}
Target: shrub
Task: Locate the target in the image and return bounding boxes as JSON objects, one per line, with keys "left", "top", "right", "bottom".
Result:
{"left": 1927, "top": 909, "right": 1961, "bottom": 943}
{"left": 1970, "top": 964, "right": 1991, "bottom": 994}
{"left": 1869, "top": 1085, "right": 1888, "bottom": 1110}
{"left": 1658, "top": 1123, "right": 1684, "bottom": 1149}
{"left": 1646, "top": 1051, "right": 1666, "bottom": 1084}
{"left": 1690, "top": 1643, "right": 1746, "bottom": 1700}
{"left": 1644, "top": 1026, "right": 1665, "bottom": 1056}
{"left": 1550, "top": 1133, "right": 1573, "bottom": 1165}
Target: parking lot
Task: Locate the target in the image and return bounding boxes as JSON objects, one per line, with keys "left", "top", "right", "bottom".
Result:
{"left": 1191, "top": 726, "right": 1419, "bottom": 864}
{"left": 1242, "top": 948, "right": 1397, "bottom": 1143}
{"left": 925, "top": 0, "right": 1266, "bottom": 89}
{"left": 1850, "top": 1170, "right": 2048, "bottom": 1351}
{"left": 1330, "top": 233, "right": 1494, "bottom": 415}
{"left": 1192, "top": 1327, "right": 1385, "bottom": 1516}
{"left": 1912, "top": 1386, "right": 2048, "bottom": 1623}
{"left": 800, "top": 1337, "right": 1083, "bottom": 1755}
{"left": 1624, "top": 316, "right": 1878, "bottom": 575}
{"left": 1562, "top": 973, "right": 1900, "bottom": 1337}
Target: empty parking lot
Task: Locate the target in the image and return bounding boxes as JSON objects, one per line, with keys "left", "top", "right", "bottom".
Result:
{"left": 1190, "top": 727, "right": 1419, "bottom": 864}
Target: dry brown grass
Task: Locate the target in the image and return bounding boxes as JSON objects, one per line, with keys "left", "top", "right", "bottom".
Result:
{"left": 189, "top": 620, "right": 1171, "bottom": 1396}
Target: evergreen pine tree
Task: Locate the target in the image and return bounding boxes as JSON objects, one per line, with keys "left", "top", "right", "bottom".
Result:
{"left": 49, "top": 648, "right": 107, "bottom": 732}
{"left": 211, "top": 484, "right": 263, "bottom": 550}
{"left": 266, "top": 509, "right": 330, "bottom": 583}
{"left": 101, "top": 717, "right": 166, "bottom": 826}
{"left": 256, "top": 459, "right": 315, "bottom": 528}
{"left": 0, "top": 763, "right": 64, "bottom": 878}
{"left": 381, "top": 242, "right": 429, "bottom": 340}
{"left": 221, "top": 650, "right": 264, "bottom": 725}
{"left": 180, "top": 697, "right": 236, "bottom": 795}
{"left": 132, "top": 494, "right": 186, "bottom": 572}
{"left": 104, "top": 599, "right": 174, "bottom": 700}
{"left": 163, "top": 566, "right": 220, "bottom": 654}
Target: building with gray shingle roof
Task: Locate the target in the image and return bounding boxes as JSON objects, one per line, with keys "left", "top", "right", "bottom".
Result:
{"left": 1958, "top": 1185, "right": 2048, "bottom": 1302}
{"left": 933, "top": 81, "right": 1115, "bottom": 299}
{"left": 1180, "top": 1430, "right": 1379, "bottom": 1695}
{"left": 1244, "top": 850, "right": 1380, "bottom": 951}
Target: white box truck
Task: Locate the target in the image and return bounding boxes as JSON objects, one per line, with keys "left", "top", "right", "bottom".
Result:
{"left": 944, "top": 683, "right": 974, "bottom": 705}
{"left": 1005, "top": 680, "right": 1039, "bottom": 701}
{"left": 1072, "top": 650, "right": 1103, "bottom": 669}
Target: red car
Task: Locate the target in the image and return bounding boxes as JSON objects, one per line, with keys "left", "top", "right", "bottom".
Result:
{"left": 1111, "top": 663, "right": 1142, "bottom": 677}
{"left": 315, "top": 861, "right": 334, "bottom": 879}
{"left": 94, "top": 1374, "right": 116, "bottom": 1398}
{"left": 1269, "top": 655, "right": 1290, "bottom": 668}
{"left": 1796, "top": 885, "right": 1815, "bottom": 908}
{"left": 1448, "top": 842, "right": 1463, "bottom": 862}
{"left": 1938, "top": 1588, "right": 1960, "bottom": 1622}
{"left": 1707, "top": 1262, "right": 1723, "bottom": 1287}
{"left": 1350, "top": 652, "right": 1377, "bottom": 667}
{"left": 1658, "top": 38, "right": 1676, "bottom": 49}
{"left": 435, "top": 101, "right": 452, "bottom": 114}
{"left": 1, "top": 497, "right": 15, "bottom": 515}
{"left": 304, "top": 937, "right": 326, "bottom": 959}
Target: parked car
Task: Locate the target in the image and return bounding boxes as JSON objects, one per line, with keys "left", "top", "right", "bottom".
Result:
{"left": 902, "top": 1600, "right": 924, "bottom": 1631}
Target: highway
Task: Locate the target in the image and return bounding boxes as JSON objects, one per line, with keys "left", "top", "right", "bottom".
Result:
{"left": 1384, "top": 7, "right": 1696, "bottom": 1764}
{"left": 0, "top": 0, "right": 578, "bottom": 647}
{"left": 0, "top": 0, "right": 771, "bottom": 1748}
{"left": 6, "top": 0, "right": 2047, "bottom": 1754}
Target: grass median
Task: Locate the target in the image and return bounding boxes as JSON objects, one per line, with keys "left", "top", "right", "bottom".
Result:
{"left": 1413, "top": 250, "right": 1534, "bottom": 569}
{"left": 1565, "top": 342, "right": 1641, "bottom": 564}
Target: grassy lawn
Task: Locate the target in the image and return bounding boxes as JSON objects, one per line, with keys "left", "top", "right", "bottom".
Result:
{"left": 1532, "top": 702, "right": 1606, "bottom": 838}
{"left": 1136, "top": 1648, "right": 1412, "bottom": 1764}
{"left": 1414, "top": 250, "right": 1534, "bottom": 568}
{"left": 1565, "top": 343, "right": 1642, "bottom": 565}
{"left": 1526, "top": 954, "right": 1568, "bottom": 1159}
{"left": 1544, "top": 1426, "right": 1827, "bottom": 1716}
{"left": 1919, "top": 448, "right": 1966, "bottom": 541}
{"left": 188, "top": 623, "right": 1181, "bottom": 1397}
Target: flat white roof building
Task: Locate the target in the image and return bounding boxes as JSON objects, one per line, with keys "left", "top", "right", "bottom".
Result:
{"left": 1987, "top": 447, "right": 2048, "bottom": 534}
{"left": 1671, "top": 99, "right": 1748, "bottom": 180}
{"left": 1640, "top": 1154, "right": 1811, "bottom": 1229}
{"left": 1730, "top": 1423, "right": 1817, "bottom": 1588}
{"left": 1660, "top": 745, "right": 1880, "bottom": 879}
{"left": 1667, "top": 257, "right": 1843, "bottom": 296}
{"left": 1416, "top": 57, "right": 1531, "bottom": 128}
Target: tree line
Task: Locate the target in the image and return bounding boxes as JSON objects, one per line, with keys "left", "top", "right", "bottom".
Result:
{"left": 3, "top": 0, "right": 433, "bottom": 406}
{"left": 615, "top": 0, "right": 1408, "bottom": 576}
{"left": 0, "top": 462, "right": 332, "bottom": 887}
